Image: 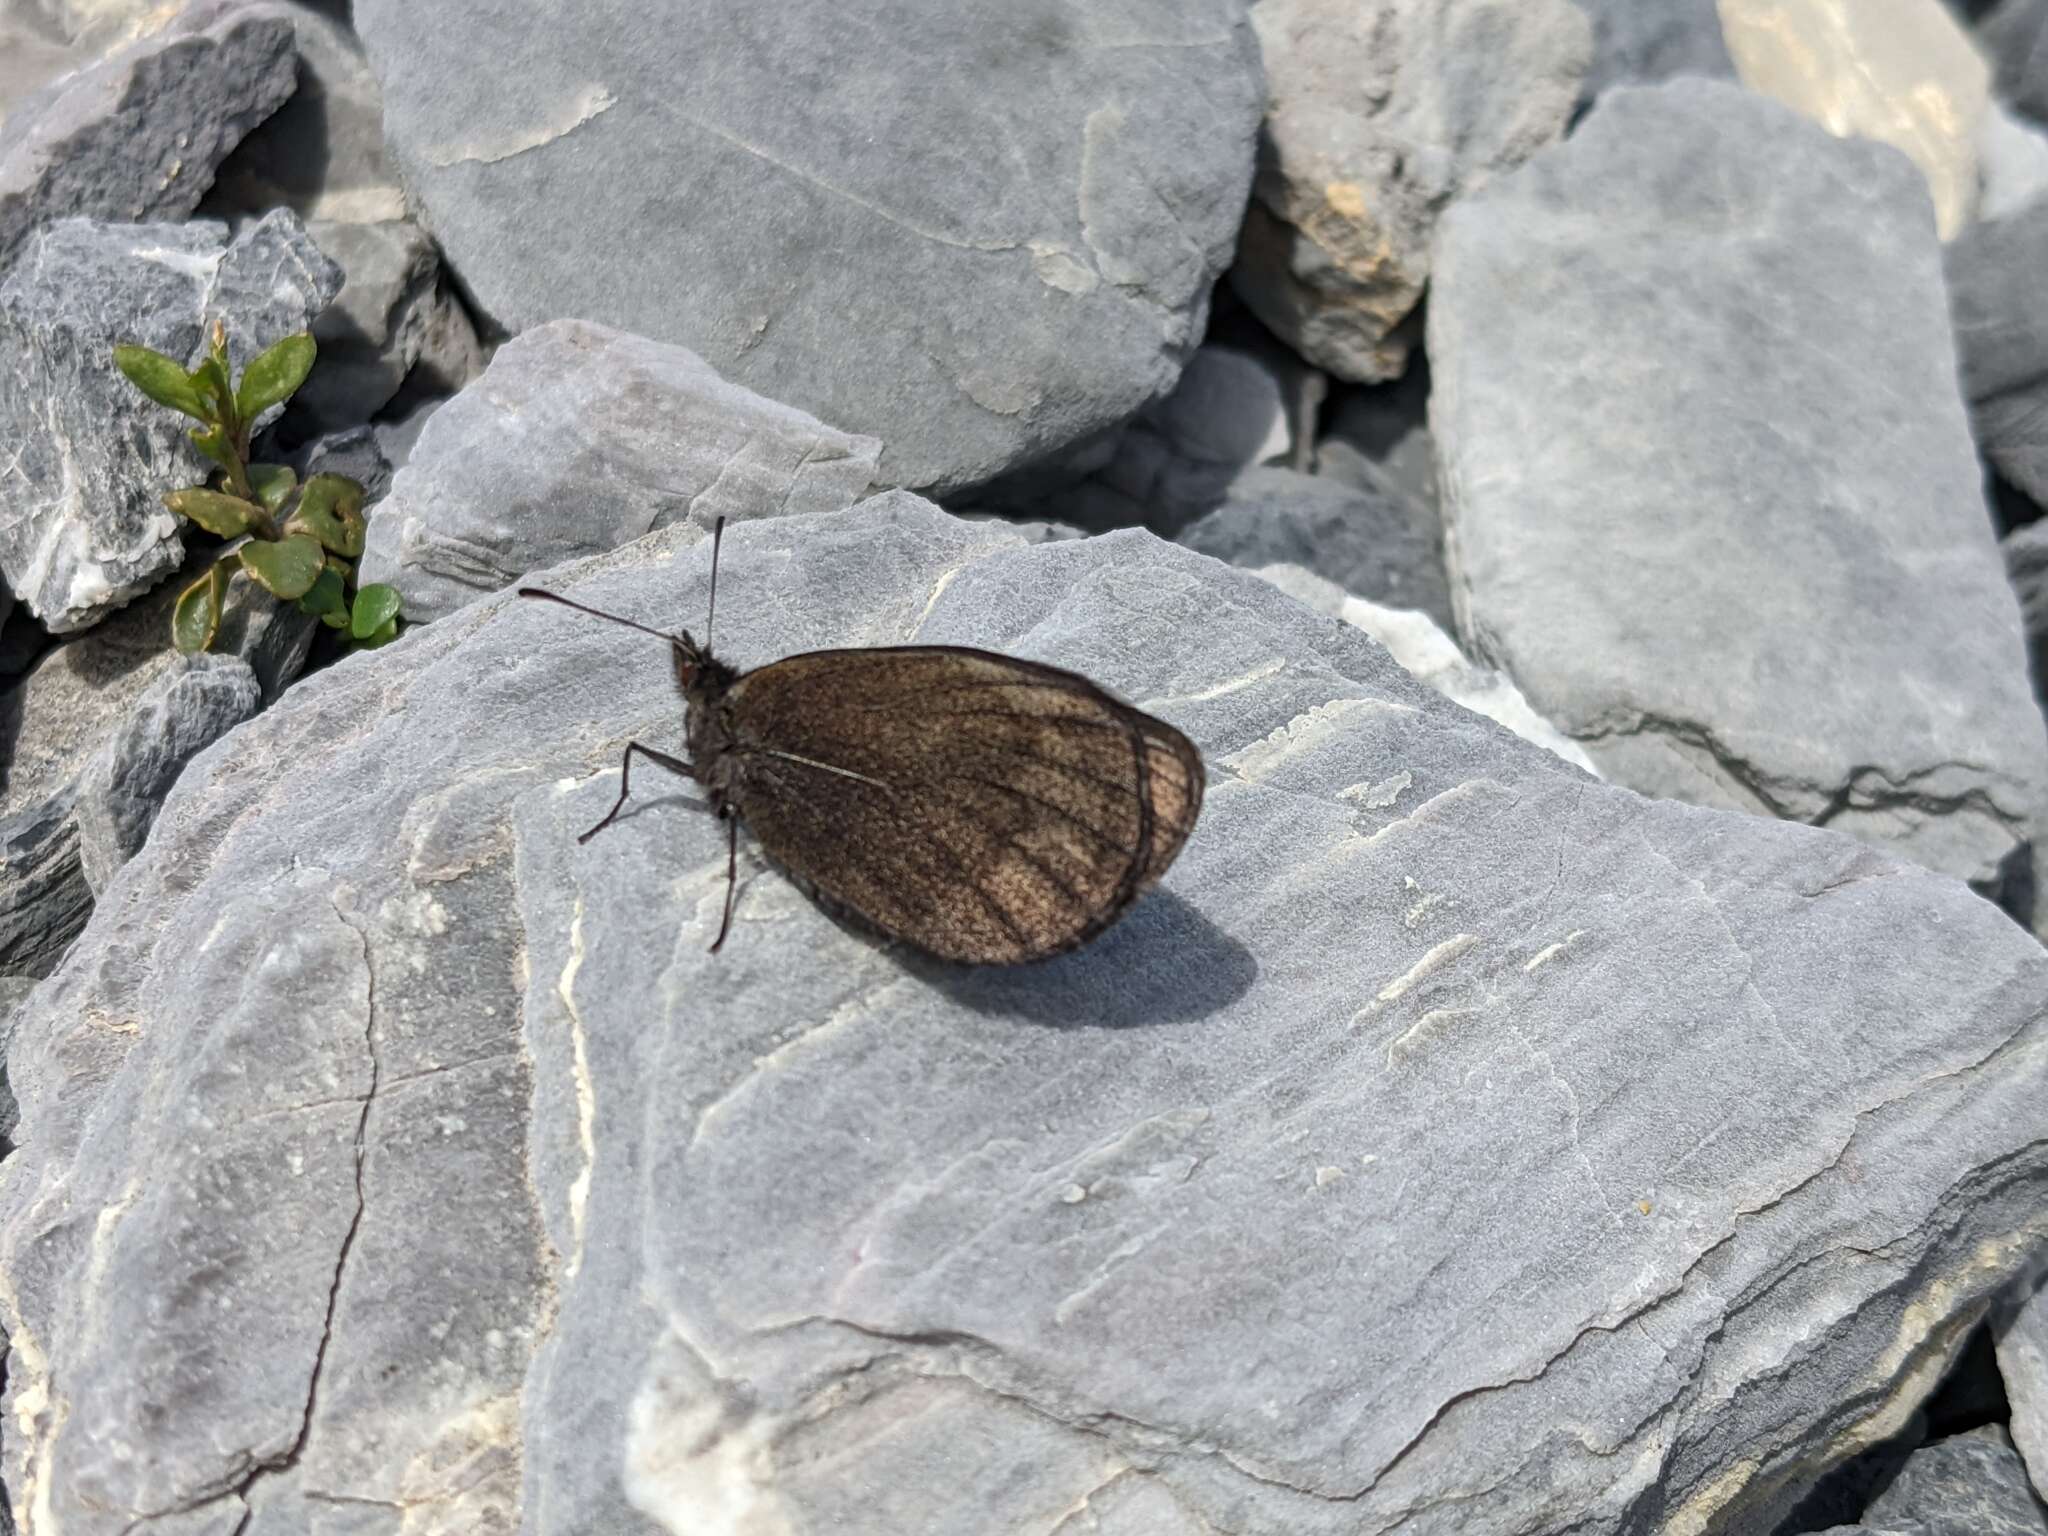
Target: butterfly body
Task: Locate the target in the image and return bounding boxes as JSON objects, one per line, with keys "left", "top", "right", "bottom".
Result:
{"left": 521, "top": 532, "right": 1203, "bottom": 965}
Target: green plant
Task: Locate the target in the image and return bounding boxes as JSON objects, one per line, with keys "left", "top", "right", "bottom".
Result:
{"left": 113, "top": 321, "right": 402, "bottom": 653}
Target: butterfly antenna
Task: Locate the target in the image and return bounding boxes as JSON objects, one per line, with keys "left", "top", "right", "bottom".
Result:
{"left": 705, "top": 516, "right": 726, "bottom": 652}
{"left": 517, "top": 587, "right": 683, "bottom": 646}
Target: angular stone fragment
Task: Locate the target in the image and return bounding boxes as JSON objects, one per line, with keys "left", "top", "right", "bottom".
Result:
{"left": 74, "top": 653, "right": 262, "bottom": 894}
{"left": 1721, "top": 0, "right": 1990, "bottom": 238}
{"left": 1431, "top": 80, "right": 2048, "bottom": 888}
{"left": 1231, "top": 0, "right": 1590, "bottom": 382}
{"left": 1997, "top": 1277, "right": 2048, "bottom": 1503}
{"left": 291, "top": 217, "right": 482, "bottom": 432}
{"left": 1949, "top": 199, "right": 2048, "bottom": 507}
{"left": 0, "top": 210, "right": 341, "bottom": 632}
{"left": 1571, "top": 0, "right": 1734, "bottom": 100}
{"left": 1858, "top": 1425, "right": 2048, "bottom": 1535}
{"left": 202, "top": 0, "right": 409, "bottom": 227}
{"left": 4, "top": 496, "right": 2047, "bottom": 1533}
{"left": 353, "top": 0, "right": 1263, "bottom": 494}
{"left": 357, "top": 319, "right": 883, "bottom": 622}
{"left": 0, "top": 0, "right": 298, "bottom": 271}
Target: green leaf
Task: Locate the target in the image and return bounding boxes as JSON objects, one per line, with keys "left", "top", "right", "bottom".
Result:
{"left": 170, "top": 562, "right": 228, "bottom": 653}
{"left": 349, "top": 583, "right": 402, "bottom": 640}
{"left": 296, "top": 565, "right": 347, "bottom": 620}
{"left": 188, "top": 423, "right": 237, "bottom": 474}
{"left": 163, "top": 488, "right": 258, "bottom": 538}
{"left": 355, "top": 617, "right": 399, "bottom": 650}
{"left": 113, "top": 344, "right": 211, "bottom": 421}
{"left": 239, "top": 533, "right": 325, "bottom": 600}
{"left": 192, "top": 356, "right": 235, "bottom": 423}
{"left": 247, "top": 462, "right": 297, "bottom": 514}
{"left": 234, "top": 333, "right": 316, "bottom": 422}
{"left": 285, "top": 474, "right": 366, "bottom": 557}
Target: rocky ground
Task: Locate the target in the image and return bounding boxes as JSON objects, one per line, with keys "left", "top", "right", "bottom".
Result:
{"left": 3, "top": 0, "right": 2048, "bottom": 1532}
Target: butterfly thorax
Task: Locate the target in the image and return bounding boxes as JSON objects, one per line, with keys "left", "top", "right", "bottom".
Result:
{"left": 679, "top": 651, "right": 743, "bottom": 806}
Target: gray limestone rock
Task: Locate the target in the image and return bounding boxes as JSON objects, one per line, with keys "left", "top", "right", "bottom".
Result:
{"left": 1980, "top": 99, "right": 2048, "bottom": 222}
{"left": 291, "top": 217, "right": 482, "bottom": 433}
{"left": 0, "top": 546, "right": 308, "bottom": 975}
{"left": 352, "top": 0, "right": 1263, "bottom": 495}
{"left": 1949, "top": 198, "right": 2048, "bottom": 506}
{"left": 1859, "top": 1425, "right": 2048, "bottom": 1535}
{"left": 1180, "top": 463, "right": 1453, "bottom": 632}
{"left": 1568, "top": 0, "right": 1734, "bottom": 100}
{"left": 1031, "top": 344, "right": 1297, "bottom": 533}
{"left": 1982, "top": 0, "right": 2048, "bottom": 128}
{"left": 2006, "top": 520, "right": 2048, "bottom": 692}
{"left": 357, "top": 319, "right": 883, "bottom": 623}
{"left": 1254, "top": 560, "right": 1599, "bottom": 772}
{"left": 74, "top": 653, "right": 261, "bottom": 894}
{"left": 1231, "top": 0, "right": 1591, "bottom": 383}
{"left": 201, "top": 0, "right": 409, "bottom": 227}
{"left": 4, "top": 495, "right": 2048, "bottom": 1532}
{"left": 294, "top": 422, "right": 394, "bottom": 509}
{"left": 0, "top": 210, "right": 342, "bottom": 632}
{"left": 0, "top": 973, "right": 32, "bottom": 1148}
{"left": 1997, "top": 1276, "right": 2048, "bottom": 1503}
{"left": 0, "top": 0, "right": 299, "bottom": 272}
{"left": 1430, "top": 80, "right": 2048, "bottom": 889}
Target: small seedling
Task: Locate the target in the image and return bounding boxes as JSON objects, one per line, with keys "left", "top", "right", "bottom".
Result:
{"left": 114, "top": 322, "right": 402, "bottom": 653}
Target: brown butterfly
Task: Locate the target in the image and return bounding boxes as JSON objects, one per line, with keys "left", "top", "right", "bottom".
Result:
{"left": 519, "top": 519, "right": 1204, "bottom": 965}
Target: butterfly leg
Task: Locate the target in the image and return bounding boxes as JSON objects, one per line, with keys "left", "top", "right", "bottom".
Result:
{"left": 580, "top": 741, "right": 697, "bottom": 844}
{"left": 709, "top": 812, "right": 739, "bottom": 954}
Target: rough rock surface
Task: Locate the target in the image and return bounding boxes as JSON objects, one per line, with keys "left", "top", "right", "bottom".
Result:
{"left": 1179, "top": 464, "right": 1452, "bottom": 631}
{"left": 1855, "top": 1425, "right": 2048, "bottom": 1534}
{"left": 0, "top": 972, "right": 32, "bottom": 1148}
{"left": 74, "top": 652, "right": 261, "bottom": 895}
{"left": 0, "top": 547, "right": 308, "bottom": 976}
{"left": 1980, "top": 100, "right": 2048, "bottom": 222}
{"left": 202, "top": 0, "right": 409, "bottom": 227}
{"left": 1949, "top": 198, "right": 2048, "bottom": 508}
{"left": 1570, "top": 0, "right": 1734, "bottom": 100}
{"left": 293, "top": 216, "right": 483, "bottom": 432}
{"left": 1721, "top": 0, "right": 1990, "bottom": 239}
{"left": 0, "top": 0, "right": 299, "bottom": 272}
{"left": 0, "top": 210, "right": 342, "bottom": 632}
{"left": 1256, "top": 560, "right": 1600, "bottom": 772}
{"left": 1997, "top": 1278, "right": 2048, "bottom": 1503}
{"left": 352, "top": 0, "right": 1262, "bottom": 495}
{"left": 1318, "top": 364, "right": 1440, "bottom": 521}
{"left": 1231, "top": 0, "right": 1590, "bottom": 383}
{"left": 2007, "top": 520, "right": 2048, "bottom": 693}
{"left": 358, "top": 319, "right": 882, "bottom": 623}
{"left": 1430, "top": 80, "right": 2048, "bottom": 889}
{"left": 5, "top": 496, "right": 2048, "bottom": 1534}
{"left": 1982, "top": 0, "right": 2048, "bottom": 130}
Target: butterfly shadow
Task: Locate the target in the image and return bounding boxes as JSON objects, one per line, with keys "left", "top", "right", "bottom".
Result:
{"left": 909, "top": 889, "right": 1258, "bottom": 1030}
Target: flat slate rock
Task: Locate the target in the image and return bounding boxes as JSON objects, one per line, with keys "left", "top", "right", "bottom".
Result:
{"left": 0, "top": 210, "right": 342, "bottom": 633}
{"left": 357, "top": 318, "right": 884, "bottom": 622}
{"left": 0, "top": 0, "right": 298, "bottom": 272}
{"left": 1230, "top": 0, "right": 1590, "bottom": 383}
{"left": 5, "top": 495, "right": 2047, "bottom": 1533}
{"left": 352, "top": 0, "right": 1262, "bottom": 496}
{"left": 1430, "top": 79, "right": 2048, "bottom": 889}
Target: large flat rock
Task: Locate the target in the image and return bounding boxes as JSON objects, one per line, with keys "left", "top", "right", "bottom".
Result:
{"left": 352, "top": 0, "right": 1262, "bottom": 496}
{"left": 4, "top": 496, "right": 2046, "bottom": 1533}
{"left": 1430, "top": 79, "right": 2048, "bottom": 890}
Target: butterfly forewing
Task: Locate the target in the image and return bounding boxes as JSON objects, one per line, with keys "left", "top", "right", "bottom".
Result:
{"left": 718, "top": 647, "right": 1204, "bottom": 964}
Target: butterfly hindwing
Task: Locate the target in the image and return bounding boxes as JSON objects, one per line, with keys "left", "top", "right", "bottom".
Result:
{"left": 718, "top": 647, "right": 1204, "bottom": 964}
